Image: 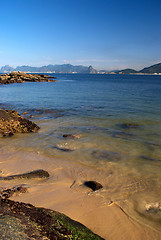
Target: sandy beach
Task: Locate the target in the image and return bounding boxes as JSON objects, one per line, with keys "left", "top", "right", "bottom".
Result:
{"left": 0, "top": 149, "right": 161, "bottom": 240}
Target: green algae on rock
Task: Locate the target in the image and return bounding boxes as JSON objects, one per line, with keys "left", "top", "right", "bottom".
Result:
{"left": 0, "top": 197, "right": 104, "bottom": 240}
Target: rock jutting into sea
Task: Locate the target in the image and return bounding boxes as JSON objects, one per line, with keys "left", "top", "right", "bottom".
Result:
{"left": 0, "top": 71, "right": 57, "bottom": 84}
{"left": 0, "top": 109, "right": 40, "bottom": 137}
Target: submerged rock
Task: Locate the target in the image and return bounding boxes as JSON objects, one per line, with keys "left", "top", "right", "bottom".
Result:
{"left": 92, "top": 150, "right": 121, "bottom": 162}
{"left": 117, "top": 123, "right": 141, "bottom": 129}
{"left": 0, "top": 169, "right": 49, "bottom": 180}
{"left": 0, "top": 109, "right": 40, "bottom": 137}
{"left": 63, "top": 134, "right": 81, "bottom": 139}
{"left": 112, "top": 131, "right": 134, "bottom": 139}
{"left": 140, "top": 155, "right": 161, "bottom": 162}
{"left": 83, "top": 181, "right": 103, "bottom": 191}
{"left": 0, "top": 197, "right": 104, "bottom": 239}
{"left": 0, "top": 71, "right": 57, "bottom": 84}
{"left": 54, "top": 145, "right": 74, "bottom": 152}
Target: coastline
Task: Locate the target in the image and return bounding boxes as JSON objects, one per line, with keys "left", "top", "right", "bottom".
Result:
{"left": 0, "top": 149, "right": 161, "bottom": 240}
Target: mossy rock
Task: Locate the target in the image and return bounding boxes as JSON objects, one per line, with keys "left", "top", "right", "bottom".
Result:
{"left": 0, "top": 197, "right": 104, "bottom": 239}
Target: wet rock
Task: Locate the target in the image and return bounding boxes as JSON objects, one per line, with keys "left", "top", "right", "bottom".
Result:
{"left": 83, "top": 181, "right": 103, "bottom": 191}
{"left": 92, "top": 150, "right": 121, "bottom": 162}
{"left": 0, "top": 197, "right": 104, "bottom": 239}
{"left": 0, "top": 185, "right": 28, "bottom": 199}
{"left": 0, "top": 109, "right": 40, "bottom": 137}
{"left": 0, "top": 169, "right": 49, "bottom": 180}
{"left": 0, "top": 71, "right": 57, "bottom": 85}
{"left": 2, "top": 131, "right": 14, "bottom": 137}
{"left": 145, "top": 202, "right": 161, "bottom": 213}
{"left": 63, "top": 134, "right": 81, "bottom": 139}
{"left": 117, "top": 123, "right": 141, "bottom": 129}
{"left": 22, "top": 112, "right": 27, "bottom": 115}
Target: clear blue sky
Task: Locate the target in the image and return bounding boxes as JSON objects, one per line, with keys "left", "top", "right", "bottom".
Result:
{"left": 0, "top": 0, "right": 161, "bottom": 70}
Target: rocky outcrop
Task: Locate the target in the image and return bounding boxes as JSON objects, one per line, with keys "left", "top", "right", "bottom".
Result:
{"left": 0, "top": 109, "right": 40, "bottom": 137}
{"left": 0, "top": 197, "right": 104, "bottom": 239}
{"left": 0, "top": 71, "right": 57, "bottom": 84}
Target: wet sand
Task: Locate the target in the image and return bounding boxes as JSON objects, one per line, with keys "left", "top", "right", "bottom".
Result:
{"left": 0, "top": 149, "right": 161, "bottom": 240}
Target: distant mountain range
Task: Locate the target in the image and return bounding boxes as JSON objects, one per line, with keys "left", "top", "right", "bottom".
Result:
{"left": 0, "top": 64, "right": 97, "bottom": 74}
{"left": 0, "top": 63, "right": 161, "bottom": 74}
{"left": 115, "top": 63, "right": 161, "bottom": 74}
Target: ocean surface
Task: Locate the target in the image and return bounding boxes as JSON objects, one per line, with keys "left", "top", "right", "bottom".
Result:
{"left": 0, "top": 73, "right": 161, "bottom": 231}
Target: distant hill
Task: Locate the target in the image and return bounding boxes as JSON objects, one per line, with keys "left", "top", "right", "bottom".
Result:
{"left": 115, "top": 63, "right": 161, "bottom": 74}
{"left": 116, "top": 68, "right": 138, "bottom": 74}
{"left": 140, "top": 63, "right": 161, "bottom": 73}
{"left": 0, "top": 64, "right": 97, "bottom": 74}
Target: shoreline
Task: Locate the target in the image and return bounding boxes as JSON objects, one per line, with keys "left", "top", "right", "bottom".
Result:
{"left": 0, "top": 149, "right": 161, "bottom": 240}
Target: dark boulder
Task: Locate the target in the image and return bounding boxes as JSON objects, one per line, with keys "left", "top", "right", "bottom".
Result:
{"left": 0, "top": 169, "right": 49, "bottom": 180}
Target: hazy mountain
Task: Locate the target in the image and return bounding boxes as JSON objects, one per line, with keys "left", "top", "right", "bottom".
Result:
{"left": 1, "top": 63, "right": 161, "bottom": 74}
{"left": 0, "top": 64, "right": 97, "bottom": 74}
{"left": 0, "top": 65, "right": 14, "bottom": 73}
{"left": 140, "top": 63, "right": 161, "bottom": 73}
{"left": 13, "top": 64, "right": 97, "bottom": 74}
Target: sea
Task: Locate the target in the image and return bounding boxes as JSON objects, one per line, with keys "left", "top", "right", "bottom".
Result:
{"left": 0, "top": 73, "right": 161, "bottom": 231}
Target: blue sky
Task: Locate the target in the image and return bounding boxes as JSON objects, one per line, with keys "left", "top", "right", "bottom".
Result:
{"left": 0, "top": 0, "right": 161, "bottom": 70}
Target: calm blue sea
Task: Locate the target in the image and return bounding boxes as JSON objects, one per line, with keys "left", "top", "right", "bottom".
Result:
{"left": 0, "top": 73, "right": 161, "bottom": 229}
{"left": 0, "top": 73, "right": 161, "bottom": 159}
